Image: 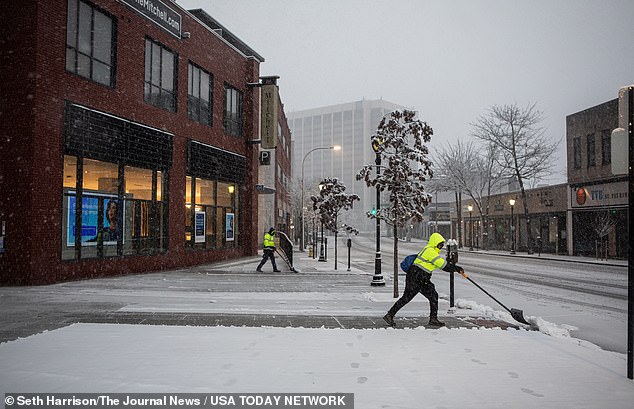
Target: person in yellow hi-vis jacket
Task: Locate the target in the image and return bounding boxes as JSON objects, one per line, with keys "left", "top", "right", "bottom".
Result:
{"left": 256, "top": 227, "right": 280, "bottom": 272}
{"left": 383, "top": 232, "right": 465, "bottom": 328}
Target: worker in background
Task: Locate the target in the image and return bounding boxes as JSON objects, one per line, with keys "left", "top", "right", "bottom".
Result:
{"left": 256, "top": 227, "right": 281, "bottom": 273}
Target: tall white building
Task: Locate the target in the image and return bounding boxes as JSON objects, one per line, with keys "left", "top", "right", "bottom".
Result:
{"left": 288, "top": 99, "right": 409, "bottom": 231}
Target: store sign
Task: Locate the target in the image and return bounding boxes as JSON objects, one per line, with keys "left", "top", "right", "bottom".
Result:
{"left": 571, "top": 181, "right": 628, "bottom": 208}
{"left": 119, "top": 0, "right": 182, "bottom": 39}
{"left": 260, "top": 84, "right": 278, "bottom": 149}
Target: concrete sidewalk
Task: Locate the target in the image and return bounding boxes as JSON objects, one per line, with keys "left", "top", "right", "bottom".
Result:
{"left": 0, "top": 250, "right": 519, "bottom": 345}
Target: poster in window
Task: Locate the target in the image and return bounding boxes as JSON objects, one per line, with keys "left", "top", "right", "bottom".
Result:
{"left": 67, "top": 195, "right": 122, "bottom": 246}
{"left": 226, "top": 213, "right": 235, "bottom": 242}
{"left": 195, "top": 211, "right": 206, "bottom": 243}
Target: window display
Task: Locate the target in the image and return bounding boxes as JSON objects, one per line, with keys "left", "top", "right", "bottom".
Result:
{"left": 62, "top": 155, "right": 167, "bottom": 260}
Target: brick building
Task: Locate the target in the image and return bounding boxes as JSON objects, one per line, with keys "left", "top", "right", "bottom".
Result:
{"left": 566, "top": 98, "right": 629, "bottom": 258}
{"left": 462, "top": 184, "right": 568, "bottom": 254}
{"left": 0, "top": 0, "right": 266, "bottom": 284}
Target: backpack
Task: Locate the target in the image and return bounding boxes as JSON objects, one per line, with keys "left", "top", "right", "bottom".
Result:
{"left": 400, "top": 254, "right": 417, "bottom": 272}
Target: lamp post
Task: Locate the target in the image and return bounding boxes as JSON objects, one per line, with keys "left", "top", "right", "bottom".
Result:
{"left": 370, "top": 137, "right": 385, "bottom": 287}
{"left": 318, "top": 182, "right": 326, "bottom": 262}
{"left": 300, "top": 145, "right": 341, "bottom": 251}
{"left": 509, "top": 198, "right": 516, "bottom": 254}
{"left": 467, "top": 205, "right": 473, "bottom": 251}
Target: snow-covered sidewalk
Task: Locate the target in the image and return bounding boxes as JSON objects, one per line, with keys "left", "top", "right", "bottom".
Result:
{"left": 1, "top": 253, "right": 632, "bottom": 408}
{"left": 1, "top": 323, "right": 633, "bottom": 409}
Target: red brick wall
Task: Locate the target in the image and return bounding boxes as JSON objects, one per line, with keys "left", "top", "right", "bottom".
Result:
{"left": 0, "top": 0, "right": 262, "bottom": 284}
{"left": 0, "top": 1, "right": 39, "bottom": 284}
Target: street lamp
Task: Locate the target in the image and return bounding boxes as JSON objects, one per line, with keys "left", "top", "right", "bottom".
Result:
{"left": 300, "top": 145, "right": 341, "bottom": 251}
{"left": 509, "top": 198, "right": 516, "bottom": 254}
{"left": 467, "top": 205, "right": 473, "bottom": 251}
{"left": 318, "top": 182, "right": 326, "bottom": 262}
{"left": 371, "top": 137, "right": 385, "bottom": 287}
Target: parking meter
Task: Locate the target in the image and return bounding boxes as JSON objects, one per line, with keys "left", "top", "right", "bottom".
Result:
{"left": 446, "top": 238, "right": 459, "bottom": 310}
{"left": 446, "top": 238, "right": 459, "bottom": 265}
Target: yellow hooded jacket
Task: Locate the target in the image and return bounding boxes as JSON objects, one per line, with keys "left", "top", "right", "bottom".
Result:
{"left": 263, "top": 229, "right": 275, "bottom": 249}
{"left": 413, "top": 232, "right": 447, "bottom": 274}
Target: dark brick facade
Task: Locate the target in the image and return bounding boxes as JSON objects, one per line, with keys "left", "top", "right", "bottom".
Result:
{"left": 566, "top": 99, "right": 619, "bottom": 185}
{"left": 0, "top": 0, "right": 263, "bottom": 284}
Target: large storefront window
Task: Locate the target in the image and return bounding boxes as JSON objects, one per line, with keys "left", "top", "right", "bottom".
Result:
{"left": 63, "top": 102, "right": 173, "bottom": 261}
{"left": 185, "top": 177, "right": 238, "bottom": 249}
{"left": 62, "top": 156, "right": 168, "bottom": 260}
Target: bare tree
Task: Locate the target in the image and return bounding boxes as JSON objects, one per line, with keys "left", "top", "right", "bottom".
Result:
{"left": 311, "top": 177, "right": 359, "bottom": 270}
{"left": 433, "top": 139, "right": 504, "bottom": 249}
{"left": 471, "top": 103, "right": 559, "bottom": 253}
{"left": 357, "top": 110, "right": 433, "bottom": 297}
{"left": 594, "top": 211, "right": 616, "bottom": 260}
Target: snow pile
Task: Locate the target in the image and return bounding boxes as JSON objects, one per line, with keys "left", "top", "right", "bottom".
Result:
{"left": 455, "top": 298, "right": 517, "bottom": 323}
{"left": 454, "top": 298, "right": 579, "bottom": 341}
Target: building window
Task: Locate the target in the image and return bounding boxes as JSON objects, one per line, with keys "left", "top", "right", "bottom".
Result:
{"left": 65, "top": 0, "right": 116, "bottom": 87}
{"left": 587, "top": 133, "right": 596, "bottom": 168}
{"left": 187, "top": 63, "right": 212, "bottom": 126}
{"left": 224, "top": 85, "right": 243, "bottom": 136}
{"left": 62, "top": 156, "right": 168, "bottom": 260}
{"left": 573, "top": 137, "right": 581, "bottom": 169}
{"left": 144, "top": 38, "right": 177, "bottom": 112}
{"left": 601, "top": 129, "right": 611, "bottom": 165}
{"left": 185, "top": 177, "right": 238, "bottom": 249}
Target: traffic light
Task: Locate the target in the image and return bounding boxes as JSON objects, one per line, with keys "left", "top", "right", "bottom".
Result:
{"left": 371, "top": 137, "right": 383, "bottom": 153}
{"left": 370, "top": 208, "right": 377, "bottom": 216}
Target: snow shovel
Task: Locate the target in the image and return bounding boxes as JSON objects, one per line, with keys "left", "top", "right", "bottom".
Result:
{"left": 460, "top": 272, "right": 530, "bottom": 325}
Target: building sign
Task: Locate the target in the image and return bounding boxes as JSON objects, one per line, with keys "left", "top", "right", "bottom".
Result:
{"left": 260, "top": 84, "right": 278, "bottom": 149}
{"left": 259, "top": 151, "right": 271, "bottom": 165}
{"left": 119, "top": 0, "right": 182, "bottom": 39}
{"left": 571, "top": 181, "right": 628, "bottom": 208}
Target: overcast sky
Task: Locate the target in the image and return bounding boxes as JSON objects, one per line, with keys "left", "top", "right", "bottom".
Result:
{"left": 177, "top": 0, "right": 634, "bottom": 184}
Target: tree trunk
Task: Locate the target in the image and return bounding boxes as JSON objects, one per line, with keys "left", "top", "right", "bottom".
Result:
{"left": 334, "top": 231, "right": 338, "bottom": 270}
{"left": 519, "top": 186, "right": 533, "bottom": 254}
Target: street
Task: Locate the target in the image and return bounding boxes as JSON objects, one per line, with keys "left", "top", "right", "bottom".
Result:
{"left": 347, "top": 234, "right": 629, "bottom": 353}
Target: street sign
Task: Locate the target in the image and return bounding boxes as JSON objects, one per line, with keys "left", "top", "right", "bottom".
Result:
{"left": 255, "top": 184, "right": 275, "bottom": 194}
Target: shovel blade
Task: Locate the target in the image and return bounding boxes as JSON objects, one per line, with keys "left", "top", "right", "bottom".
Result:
{"left": 510, "top": 308, "right": 530, "bottom": 325}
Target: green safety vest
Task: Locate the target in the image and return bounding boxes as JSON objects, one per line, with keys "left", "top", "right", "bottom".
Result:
{"left": 413, "top": 232, "right": 447, "bottom": 274}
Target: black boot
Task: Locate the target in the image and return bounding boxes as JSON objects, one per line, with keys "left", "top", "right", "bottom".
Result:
{"left": 428, "top": 315, "right": 445, "bottom": 327}
{"left": 383, "top": 313, "right": 396, "bottom": 328}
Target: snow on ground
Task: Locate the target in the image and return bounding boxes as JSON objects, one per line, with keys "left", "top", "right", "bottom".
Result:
{"left": 1, "top": 323, "right": 633, "bottom": 409}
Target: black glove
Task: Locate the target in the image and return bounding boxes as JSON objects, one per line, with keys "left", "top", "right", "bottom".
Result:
{"left": 455, "top": 265, "right": 468, "bottom": 277}
{"left": 443, "top": 263, "right": 464, "bottom": 274}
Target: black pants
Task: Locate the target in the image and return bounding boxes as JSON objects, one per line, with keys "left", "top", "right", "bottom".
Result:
{"left": 256, "top": 249, "right": 278, "bottom": 271}
{"left": 387, "top": 265, "right": 438, "bottom": 318}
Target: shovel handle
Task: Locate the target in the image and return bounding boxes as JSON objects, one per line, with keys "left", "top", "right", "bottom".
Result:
{"left": 465, "top": 276, "right": 513, "bottom": 315}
